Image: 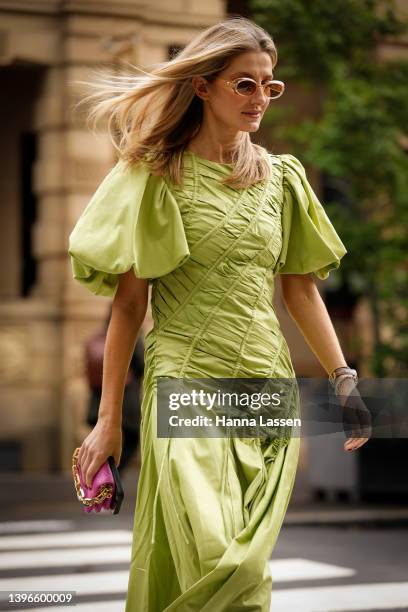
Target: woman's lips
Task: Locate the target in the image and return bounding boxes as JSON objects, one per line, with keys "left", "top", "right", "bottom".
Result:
{"left": 242, "top": 111, "right": 261, "bottom": 119}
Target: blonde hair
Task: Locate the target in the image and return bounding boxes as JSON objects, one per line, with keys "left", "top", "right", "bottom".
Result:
{"left": 82, "top": 17, "right": 277, "bottom": 188}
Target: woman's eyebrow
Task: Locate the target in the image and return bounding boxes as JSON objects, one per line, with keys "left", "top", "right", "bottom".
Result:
{"left": 229, "top": 71, "right": 273, "bottom": 79}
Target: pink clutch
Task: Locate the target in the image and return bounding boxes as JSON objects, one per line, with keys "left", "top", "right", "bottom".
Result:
{"left": 72, "top": 447, "right": 124, "bottom": 514}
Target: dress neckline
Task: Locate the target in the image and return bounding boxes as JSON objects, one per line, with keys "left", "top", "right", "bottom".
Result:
{"left": 184, "top": 149, "right": 233, "bottom": 168}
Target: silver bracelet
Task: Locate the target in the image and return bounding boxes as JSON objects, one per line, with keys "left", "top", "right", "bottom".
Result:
{"left": 328, "top": 366, "right": 358, "bottom": 388}
{"left": 334, "top": 373, "right": 358, "bottom": 396}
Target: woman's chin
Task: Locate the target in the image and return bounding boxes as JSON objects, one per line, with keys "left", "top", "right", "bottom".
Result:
{"left": 238, "top": 118, "right": 262, "bottom": 132}
{"left": 241, "top": 123, "right": 261, "bottom": 133}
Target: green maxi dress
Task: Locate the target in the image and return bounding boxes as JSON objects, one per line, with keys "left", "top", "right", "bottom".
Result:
{"left": 68, "top": 150, "right": 347, "bottom": 611}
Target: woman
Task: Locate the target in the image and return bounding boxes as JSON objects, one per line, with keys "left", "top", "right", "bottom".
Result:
{"left": 69, "top": 16, "right": 369, "bottom": 611}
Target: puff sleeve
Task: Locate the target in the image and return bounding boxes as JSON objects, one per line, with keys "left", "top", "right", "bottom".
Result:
{"left": 275, "top": 154, "right": 347, "bottom": 280}
{"left": 68, "top": 160, "right": 190, "bottom": 297}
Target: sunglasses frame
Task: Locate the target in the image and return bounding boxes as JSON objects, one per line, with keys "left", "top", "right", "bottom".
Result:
{"left": 216, "top": 77, "right": 285, "bottom": 100}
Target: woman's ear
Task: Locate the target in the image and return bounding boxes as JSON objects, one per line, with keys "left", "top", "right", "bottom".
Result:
{"left": 192, "top": 76, "right": 210, "bottom": 100}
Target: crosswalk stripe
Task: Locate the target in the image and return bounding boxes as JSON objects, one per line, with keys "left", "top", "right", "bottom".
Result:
{"left": 0, "top": 530, "right": 132, "bottom": 550}
{"left": 0, "top": 546, "right": 131, "bottom": 570}
{"left": 271, "top": 582, "right": 408, "bottom": 611}
{"left": 0, "top": 546, "right": 353, "bottom": 582}
{"left": 0, "top": 571, "right": 129, "bottom": 595}
{"left": 268, "top": 558, "right": 355, "bottom": 581}
{"left": 0, "top": 521, "right": 74, "bottom": 534}
{"left": 29, "top": 603, "right": 125, "bottom": 612}
{"left": 0, "top": 558, "right": 354, "bottom": 593}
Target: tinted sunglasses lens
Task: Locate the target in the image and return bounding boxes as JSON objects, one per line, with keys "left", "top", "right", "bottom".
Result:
{"left": 266, "top": 82, "right": 284, "bottom": 98}
{"left": 235, "top": 79, "right": 257, "bottom": 95}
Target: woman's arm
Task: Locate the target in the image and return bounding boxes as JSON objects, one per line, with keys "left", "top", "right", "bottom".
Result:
{"left": 279, "top": 273, "right": 348, "bottom": 375}
{"left": 98, "top": 270, "right": 149, "bottom": 427}
{"left": 78, "top": 269, "right": 149, "bottom": 486}
{"left": 279, "top": 273, "right": 369, "bottom": 452}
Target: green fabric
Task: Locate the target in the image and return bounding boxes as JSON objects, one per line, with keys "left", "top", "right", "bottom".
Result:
{"left": 68, "top": 160, "right": 190, "bottom": 297}
{"left": 276, "top": 154, "right": 347, "bottom": 279}
{"left": 68, "top": 150, "right": 347, "bottom": 610}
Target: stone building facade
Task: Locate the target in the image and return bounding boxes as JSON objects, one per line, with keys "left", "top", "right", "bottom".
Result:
{"left": 0, "top": 0, "right": 225, "bottom": 472}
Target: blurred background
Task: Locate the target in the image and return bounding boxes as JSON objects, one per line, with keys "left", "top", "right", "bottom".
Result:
{"left": 0, "top": 1, "right": 408, "bottom": 610}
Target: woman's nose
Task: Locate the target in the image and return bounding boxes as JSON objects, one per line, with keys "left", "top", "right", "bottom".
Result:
{"left": 251, "top": 84, "right": 268, "bottom": 105}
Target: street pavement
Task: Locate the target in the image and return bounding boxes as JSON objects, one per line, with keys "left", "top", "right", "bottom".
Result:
{"left": 0, "top": 471, "right": 407, "bottom": 611}
{"left": 0, "top": 520, "right": 407, "bottom": 611}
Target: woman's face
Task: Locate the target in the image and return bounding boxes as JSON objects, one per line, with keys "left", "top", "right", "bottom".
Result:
{"left": 195, "top": 51, "right": 274, "bottom": 135}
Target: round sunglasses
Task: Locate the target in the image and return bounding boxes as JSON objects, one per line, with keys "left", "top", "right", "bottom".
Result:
{"left": 216, "top": 77, "right": 285, "bottom": 100}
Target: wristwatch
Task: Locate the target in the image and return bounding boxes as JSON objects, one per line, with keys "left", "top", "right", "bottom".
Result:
{"left": 328, "top": 366, "right": 358, "bottom": 388}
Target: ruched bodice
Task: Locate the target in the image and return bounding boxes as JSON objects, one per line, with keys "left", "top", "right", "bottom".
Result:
{"left": 147, "top": 151, "right": 293, "bottom": 380}
{"left": 135, "top": 150, "right": 344, "bottom": 383}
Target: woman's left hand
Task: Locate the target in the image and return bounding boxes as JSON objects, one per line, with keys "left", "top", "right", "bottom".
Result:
{"left": 338, "top": 378, "right": 372, "bottom": 452}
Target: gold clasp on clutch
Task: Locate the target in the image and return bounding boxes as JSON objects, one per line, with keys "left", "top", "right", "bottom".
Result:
{"left": 72, "top": 447, "right": 113, "bottom": 507}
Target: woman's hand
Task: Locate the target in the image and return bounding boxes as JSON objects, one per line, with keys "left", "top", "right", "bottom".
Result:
{"left": 338, "top": 378, "right": 372, "bottom": 453}
{"left": 77, "top": 419, "right": 123, "bottom": 487}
